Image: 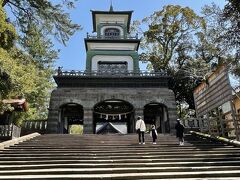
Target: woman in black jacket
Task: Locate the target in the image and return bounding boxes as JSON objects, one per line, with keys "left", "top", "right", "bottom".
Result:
{"left": 150, "top": 124, "right": 158, "bottom": 144}
{"left": 175, "top": 119, "right": 185, "bottom": 146}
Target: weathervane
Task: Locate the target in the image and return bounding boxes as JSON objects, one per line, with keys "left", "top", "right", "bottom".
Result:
{"left": 109, "top": 0, "right": 114, "bottom": 12}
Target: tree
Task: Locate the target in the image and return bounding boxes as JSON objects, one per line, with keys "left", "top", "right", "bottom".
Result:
{"left": 0, "top": 0, "right": 80, "bottom": 124}
{"left": 169, "top": 59, "right": 210, "bottom": 109}
{"left": 0, "top": 47, "right": 50, "bottom": 122}
{"left": 138, "top": 5, "right": 206, "bottom": 109}
{"left": 140, "top": 5, "right": 205, "bottom": 72}
{"left": 196, "top": 3, "right": 239, "bottom": 79}
{"left": 2, "top": 0, "right": 80, "bottom": 44}
{"left": 222, "top": 0, "right": 240, "bottom": 48}
{"left": 222, "top": 0, "right": 240, "bottom": 76}
{"left": 2, "top": 0, "right": 81, "bottom": 67}
{"left": 0, "top": 1, "right": 16, "bottom": 50}
{"left": 0, "top": 0, "right": 17, "bottom": 99}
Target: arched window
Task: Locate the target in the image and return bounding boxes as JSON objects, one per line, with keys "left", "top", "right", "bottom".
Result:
{"left": 104, "top": 28, "right": 120, "bottom": 39}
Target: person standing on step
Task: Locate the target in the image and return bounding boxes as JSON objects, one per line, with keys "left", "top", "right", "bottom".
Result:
{"left": 175, "top": 118, "right": 185, "bottom": 146}
{"left": 135, "top": 116, "right": 146, "bottom": 144}
{"left": 150, "top": 124, "right": 158, "bottom": 144}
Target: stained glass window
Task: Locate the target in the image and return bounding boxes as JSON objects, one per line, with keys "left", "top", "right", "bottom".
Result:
{"left": 104, "top": 28, "right": 120, "bottom": 39}
{"left": 98, "top": 61, "right": 128, "bottom": 73}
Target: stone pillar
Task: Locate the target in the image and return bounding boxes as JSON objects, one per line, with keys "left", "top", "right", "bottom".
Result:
{"left": 83, "top": 108, "right": 93, "bottom": 134}
{"left": 47, "top": 108, "right": 59, "bottom": 133}
{"left": 168, "top": 107, "right": 178, "bottom": 134}
{"left": 135, "top": 108, "right": 144, "bottom": 118}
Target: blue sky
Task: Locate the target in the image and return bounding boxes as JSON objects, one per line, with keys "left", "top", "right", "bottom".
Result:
{"left": 55, "top": 0, "right": 226, "bottom": 71}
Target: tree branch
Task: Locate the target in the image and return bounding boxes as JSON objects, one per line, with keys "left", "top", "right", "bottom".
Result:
{"left": 5, "top": 0, "right": 30, "bottom": 15}
{"left": 2, "top": 0, "right": 9, "bottom": 7}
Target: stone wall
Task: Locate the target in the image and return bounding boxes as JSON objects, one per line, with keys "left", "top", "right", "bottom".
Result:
{"left": 47, "top": 87, "right": 177, "bottom": 134}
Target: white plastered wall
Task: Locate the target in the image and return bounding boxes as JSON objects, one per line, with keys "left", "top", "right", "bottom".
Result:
{"left": 87, "top": 42, "right": 137, "bottom": 51}
{"left": 97, "top": 15, "right": 128, "bottom": 26}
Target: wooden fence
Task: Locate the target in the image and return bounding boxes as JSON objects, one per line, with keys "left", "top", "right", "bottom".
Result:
{"left": 183, "top": 114, "right": 240, "bottom": 139}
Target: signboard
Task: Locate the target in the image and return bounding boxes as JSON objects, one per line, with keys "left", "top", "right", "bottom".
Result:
{"left": 194, "top": 65, "right": 232, "bottom": 117}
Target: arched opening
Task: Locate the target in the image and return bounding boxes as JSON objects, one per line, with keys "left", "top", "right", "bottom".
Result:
{"left": 59, "top": 103, "right": 83, "bottom": 134}
{"left": 144, "top": 103, "right": 170, "bottom": 133}
{"left": 93, "top": 99, "right": 134, "bottom": 134}
{"left": 104, "top": 28, "right": 120, "bottom": 39}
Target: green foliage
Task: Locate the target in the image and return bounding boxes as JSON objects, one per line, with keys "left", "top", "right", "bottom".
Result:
{"left": 222, "top": 0, "right": 240, "bottom": 48}
{"left": 222, "top": 0, "right": 240, "bottom": 76}
{"left": 197, "top": 4, "right": 232, "bottom": 64}
{"left": 2, "top": 0, "right": 80, "bottom": 45}
{"left": 140, "top": 5, "right": 205, "bottom": 71}
{"left": 138, "top": 4, "right": 238, "bottom": 111}
{"left": 199, "top": 3, "right": 239, "bottom": 77}
{"left": 69, "top": 125, "right": 83, "bottom": 134}
{"left": 138, "top": 5, "right": 206, "bottom": 109}
{"left": 0, "top": 0, "right": 16, "bottom": 49}
{"left": 0, "top": 0, "right": 80, "bottom": 124}
{"left": 169, "top": 59, "right": 210, "bottom": 109}
{"left": 20, "top": 25, "right": 58, "bottom": 67}
{"left": 0, "top": 47, "right": 52, "bottom": 123}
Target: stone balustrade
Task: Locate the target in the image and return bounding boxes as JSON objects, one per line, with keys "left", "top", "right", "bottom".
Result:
{"left": 55, "top": 69, "right": 169, "bottom": 77}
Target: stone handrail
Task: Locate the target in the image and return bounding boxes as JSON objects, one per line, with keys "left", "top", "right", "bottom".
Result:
{"left": 190, "top": 131, "right": 240, "bottom": 147}
{"left": 0, "top": 132, "right": 40, "bottom": 150}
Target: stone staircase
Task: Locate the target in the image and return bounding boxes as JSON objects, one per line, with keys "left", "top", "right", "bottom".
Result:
{"left": 1, "top": 134, "right": 240, "bottom": 179}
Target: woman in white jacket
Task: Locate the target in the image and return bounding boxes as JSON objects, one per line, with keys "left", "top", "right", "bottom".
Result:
{"left": 135, "top": 116, "right": 146, "bottom": 144}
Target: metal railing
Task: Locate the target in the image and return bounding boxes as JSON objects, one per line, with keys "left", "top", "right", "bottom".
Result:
{"left": 55, "top": 69, "right": 168, "bottom": 77}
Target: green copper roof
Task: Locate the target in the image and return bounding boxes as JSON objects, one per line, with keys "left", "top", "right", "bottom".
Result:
{"left": 91, "top": 10, "right": 133, "bottom": 33}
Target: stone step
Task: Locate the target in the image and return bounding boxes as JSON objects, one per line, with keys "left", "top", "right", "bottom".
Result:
{"left": 1, "top": 133, "right": 240, "bottom": 179}
{"left": 0, "top": 166, "right": 239, "bottom": 175}
{"left": 6, "top": 143, "right": 231, "bottom": 148}
{"left": 1, "top": 157, "right": 240, "bottom": 164}
{"left": 0, "top": 152, "right": 239, "bottom": 158}
{"left": 0, "top": 160, "right": 240, "bottom": 167}
{"left": 9, "top": 139, "right": 224, "bottom": 147}
{"left": 1, "top": 170, "right": 240, "bottom": 179}
{"left": 1, "top": 149, "right": 240, "bottom": 154}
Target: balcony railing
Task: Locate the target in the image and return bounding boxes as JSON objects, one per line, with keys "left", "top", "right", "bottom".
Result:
{"left": 86, "top": 33, "right": 139, "bottom": 40}
{"left": 55, "top": 69, "right": 168, "bottom": 77}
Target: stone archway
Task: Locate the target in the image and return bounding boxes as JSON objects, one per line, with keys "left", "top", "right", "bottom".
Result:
{"left": 93, "top": 99, "right": 134, "bottom": 134}
{"left": 144, "top": 103, "right": 170, "bottom": 133}
{"left": 59, "top": 103, "right": 84, "bottom": 134}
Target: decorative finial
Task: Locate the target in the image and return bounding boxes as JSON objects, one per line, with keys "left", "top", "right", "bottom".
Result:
{"left": 109, "top": 0, "right": 113, "bottom": 12}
